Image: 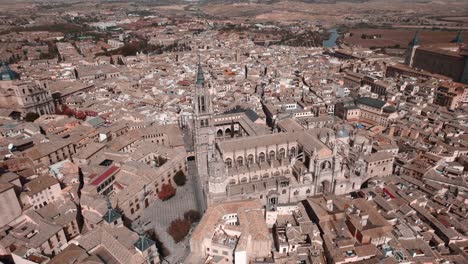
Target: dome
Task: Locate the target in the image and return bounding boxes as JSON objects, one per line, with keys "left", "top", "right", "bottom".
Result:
{"left": 336, "top": 126, "right": 349, "bottom": 138}
{"left": 0, "top": 62, "right": 19, "bottom": 81}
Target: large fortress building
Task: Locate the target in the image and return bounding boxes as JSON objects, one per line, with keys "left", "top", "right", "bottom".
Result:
{"left": 405, "top": 31, "right": 468, "bottom": 84}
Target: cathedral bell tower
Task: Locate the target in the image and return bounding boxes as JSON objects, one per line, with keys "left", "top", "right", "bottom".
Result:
{"left": 194, "top": 60, "right": 212, "bottom": 126}
{"left": 193, "top": 58, "right": 216, "bottom": 208}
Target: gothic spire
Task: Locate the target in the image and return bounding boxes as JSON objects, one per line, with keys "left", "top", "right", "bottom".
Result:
{"left": 196, "top": 56, "right": 205, "bottom": 86}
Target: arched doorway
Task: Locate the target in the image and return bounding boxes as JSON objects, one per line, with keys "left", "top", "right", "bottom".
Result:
{"left": 237, "top": 156, "right": 244, "bottom": 166}
{"left": 247, "top": 154, "right": 254, "bottom": 165}
{"left": 279, "top": 148, "right": 286, "bottom": 159}
{"left": 320, "top": 180, "right": 331, "bottom": 194}
{"left": 360, "top": 178, "right": 374, "bottom": 189}
{"left": 258, "top": 152, "right": 266, "bottom": 163}
{"left": 290, "top": 147, "right": 296, "bottom": 156}
{"left": 269, "top": 150, "right": 275, "bottom": 161}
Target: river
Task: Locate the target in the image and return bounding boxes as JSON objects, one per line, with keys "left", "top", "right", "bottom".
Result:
{"left": 323, "top": 28, "right": 339, "bottom": 48}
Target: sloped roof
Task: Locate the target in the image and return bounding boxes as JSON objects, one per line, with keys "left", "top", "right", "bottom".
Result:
{"left": 356, "top": 97, "right": 386, "bottom": 109}
{"left": 103, "top": 207, "right": 121, "bottom": 224}
{"left": 134, "top": 235, "right": 155, "bottom": 252}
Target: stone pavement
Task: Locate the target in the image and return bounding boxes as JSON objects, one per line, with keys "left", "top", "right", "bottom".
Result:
{"left": 139, "top": 161, "right": 200, "bottom": 263}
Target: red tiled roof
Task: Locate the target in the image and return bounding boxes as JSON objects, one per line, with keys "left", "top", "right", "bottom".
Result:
{"left": 383, "top": 188, "right": 396, "bottom": 199}
{"left": 90, "top": 166, "right": 120, "bottom": 186}
{"left": 177, "top": 80, "right": 191, "bottom": 86}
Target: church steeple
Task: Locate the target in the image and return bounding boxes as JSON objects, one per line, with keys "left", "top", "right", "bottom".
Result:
{"left": 192, "top": 56, "right": 216, "bottom": 211}
{"left": 196, "top": 62, "right": 205, "bottom": 86}
{"left": 194, "top": 58, "right": 211, "bottom": 116}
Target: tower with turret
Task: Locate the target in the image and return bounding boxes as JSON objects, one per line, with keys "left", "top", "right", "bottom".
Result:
{"left": 405, "top": 32, "right": 420, "bottom": 67}
{"left": 102, "top": 198, "right": 123, "bottom": 228}
{"left": 452, "top": 31, "right": 463, "bottom": 45}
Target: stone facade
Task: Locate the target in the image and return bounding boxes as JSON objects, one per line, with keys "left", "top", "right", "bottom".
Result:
{"left": 193, "top": 64, "right": 382, "bottom": 208}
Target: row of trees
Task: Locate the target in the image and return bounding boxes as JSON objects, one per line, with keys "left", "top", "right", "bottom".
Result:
{"left": 167, "top": 210, "right": 201, "bottom": 243}
{"left": 96, "top": 39, "right": 192, "bottom": 58}
{"left": 143, "top": 209, "right": 201, "bottom": 259}
{"left": 26, "top": 106, "right": 87, "bottom": 122}
{"left": 157, "top": 171, "right": 187, "bottom": 201}
{"left": 159, "top": 171, "right": 199, "bottom": 243}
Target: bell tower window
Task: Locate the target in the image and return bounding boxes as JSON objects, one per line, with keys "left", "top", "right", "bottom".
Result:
{"left": 201, "top": 96, "right": 206, "bottom": 112}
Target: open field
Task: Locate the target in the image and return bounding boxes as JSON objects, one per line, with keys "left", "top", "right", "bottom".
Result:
{"left": 200, "top": 0, "right": 468, "bottom": 25}
{"left": 343, "top": 29, "right": 468, "bottom": 48}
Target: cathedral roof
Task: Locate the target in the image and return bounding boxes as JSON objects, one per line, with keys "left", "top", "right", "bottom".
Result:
{"left": 355, "top": 97, "right": 386, "bottom": 109}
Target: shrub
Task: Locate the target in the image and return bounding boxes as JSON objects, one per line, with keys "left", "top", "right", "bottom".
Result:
{"left": 167, "top": 218, "right": 191, "bottom": 243}
{"left": 173, "top": 170, "right": 186, "bottom": 186}
{"left": 24, "top": 112, "right": 39, "bottom": 122}
{"left": 158, "top": 183, "right": 176, "bottom": 201}
{"left": 184, "top": 210, "right": 201, "bottom": 224}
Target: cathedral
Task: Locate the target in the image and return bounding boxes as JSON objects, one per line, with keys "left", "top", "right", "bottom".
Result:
{"left": 193, "top": 61, "right": 392, "bottom": 208}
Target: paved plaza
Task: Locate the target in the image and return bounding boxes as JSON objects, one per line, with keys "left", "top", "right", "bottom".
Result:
{"left": 139, "top": 158, "right": 201, "bottom": 263}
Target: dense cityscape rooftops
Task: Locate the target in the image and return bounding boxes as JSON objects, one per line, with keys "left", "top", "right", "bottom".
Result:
{"left": 0, "top": 0, "right": 467, "bottom": 263}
